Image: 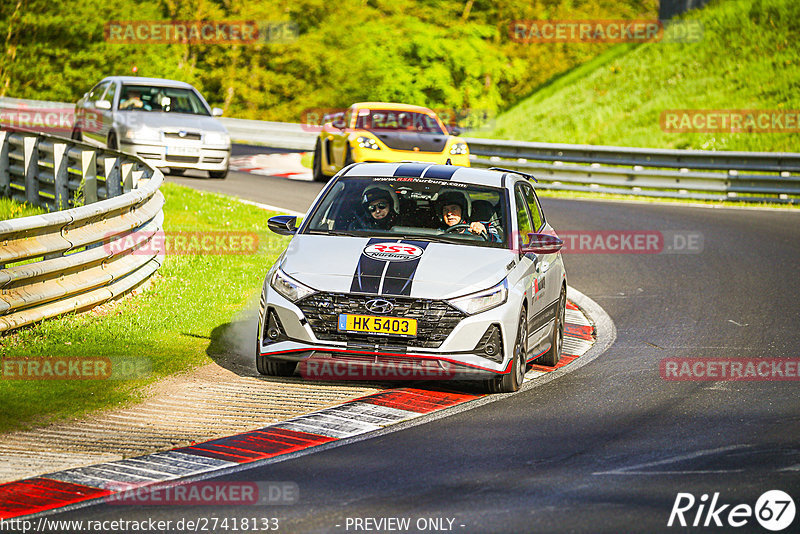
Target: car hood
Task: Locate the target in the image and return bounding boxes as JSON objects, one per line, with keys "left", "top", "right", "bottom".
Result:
{"left": 281, "top": 234, "right": 513, "bottom": 300}
{"left": 116, "top": 111, "right": 228, "bottom": 133}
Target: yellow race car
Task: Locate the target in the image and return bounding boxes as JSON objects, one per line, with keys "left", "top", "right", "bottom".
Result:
{"left": 312, "top": 102, "right": 470, "bottom": 181}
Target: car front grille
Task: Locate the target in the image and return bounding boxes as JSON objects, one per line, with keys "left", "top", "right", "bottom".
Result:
{"left": 297, "top": 292, "right": 465, "bottom": 349}
{"left": 164, "top": 132, "right": 202, "bottom": 141}
{"left": 165, "top": 155, "right": 200, "bottom": 163}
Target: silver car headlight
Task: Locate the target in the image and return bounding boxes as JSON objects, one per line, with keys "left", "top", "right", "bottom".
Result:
{"left": 205, "top": 131, "right": 230, "bottom": 145}
{"left": 449, "top": 142, "right": 468, "bottom": 155}
{"left": 447, "top": 279, "right": 508, "bottom": 315}
{"left": 122, "top": 125, "right": 160, "bottom": 142}
{"left": 356, "top": 136, "right": 381, "bottom": 150}
{"left": 270, "top": 268, "right": 316, "bottom": 302}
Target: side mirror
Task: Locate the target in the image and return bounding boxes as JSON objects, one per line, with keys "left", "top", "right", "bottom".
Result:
{"left": 521, "top": 233, "right": 563, "bottom": 254}
{"left": 95, "top": 100, "right": 112, "bottom": 110}
{"left": 449, "top": 127, "right": 461, "bottom": 136}
{"left": 268, "top": 215, "right": 298, "bottom": 236}
{"left": 211, "top": 107, "right": 223, "bottom": 117}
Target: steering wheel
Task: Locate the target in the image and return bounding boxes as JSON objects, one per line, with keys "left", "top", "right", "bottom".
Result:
{"left": 443, "top": 223, "right": 489, "bottom": 240}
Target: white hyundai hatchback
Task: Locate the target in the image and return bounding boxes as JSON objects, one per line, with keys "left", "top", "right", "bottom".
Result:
{"left": 257, "top": 162, "right": 567, "bottom": 393}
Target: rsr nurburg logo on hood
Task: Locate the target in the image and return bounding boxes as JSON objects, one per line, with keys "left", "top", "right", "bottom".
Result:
{"left": 363, "top": 243, "right": 424, "bottom": 262}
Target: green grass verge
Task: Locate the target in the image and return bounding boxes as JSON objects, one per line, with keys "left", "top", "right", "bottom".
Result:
{"left": 0, "top": 183, "right": 290, "bottom": 434}
{"left": 476, "top": 0, "right": 800, "bottom": 152}
{"left": 0, "top": 198, "right": 47, "bottom": 220}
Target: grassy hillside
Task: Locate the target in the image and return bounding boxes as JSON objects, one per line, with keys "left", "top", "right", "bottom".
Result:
{"left": 478, "top": 0, "right": 800, "bottom": 152}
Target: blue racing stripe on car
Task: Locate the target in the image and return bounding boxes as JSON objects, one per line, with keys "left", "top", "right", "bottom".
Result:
{"left": 350, "top": 237, "right": 395, "bottom": 295}
{"left": 380, "top": 241, "right": 429, "bottom": 297}
{"left": 421, "top": 165, "right": 458, "bottom": 180}
{"left": 393, "top": 163, "right": 431, "bottom": 177}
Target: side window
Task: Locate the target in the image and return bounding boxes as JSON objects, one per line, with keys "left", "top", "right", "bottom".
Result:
{"left": 87, "top": 82, "right": 109, "bottom": 102}
{"left": 522, "top": 184, "right": 544, "bottom": 230}
{"left": 514, "top": 185, "right": 533, "bottom": 246}
{"left": 103, "top": 82, "right": 117, "bottom": 107}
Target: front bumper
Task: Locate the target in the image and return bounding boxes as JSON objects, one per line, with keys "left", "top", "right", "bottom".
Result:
{"left": 351, "top": 146, "right": 470, "bottom": 167}
{"left": 258, "top": 287, "right": 522, "bottom": 381}
{"left": 120, "top": 140, "right": 230, "bottom": 171}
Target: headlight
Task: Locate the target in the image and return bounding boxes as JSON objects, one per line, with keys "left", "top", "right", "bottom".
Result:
{"left": 122, "top": 126, "right": 159, "bottom": 141}
{"left": 270, "top": 268, "right": 316, "bottom": 302}
{"left": 356, "top": 136, "right": 381, "bottom": 150}
{"left": 449, "top": 142, "right": 468, "bottom": 155}
{"left": 447, "top": 279, "right": 508, "bottom": 315}
{"left": 205, "top": 131, "right": 230, "bottom": 145}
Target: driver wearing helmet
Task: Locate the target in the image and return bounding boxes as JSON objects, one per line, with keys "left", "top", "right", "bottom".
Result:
{"left": 350, "top": 185, "right": 399, "bottom": 231}
{"left": 437, "top": 190, "right": 500, "bottom": 241}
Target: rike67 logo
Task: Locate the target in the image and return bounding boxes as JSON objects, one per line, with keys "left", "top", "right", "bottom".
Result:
{"left": 668, "top": 490, "right": 795, "bottom": 531}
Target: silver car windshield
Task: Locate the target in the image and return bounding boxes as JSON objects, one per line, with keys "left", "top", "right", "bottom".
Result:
{"left": 304, "top": 176, "right": 508, "bottom": 247}
{"left": 118, "top": 85, "right": 210, "bottom": 115}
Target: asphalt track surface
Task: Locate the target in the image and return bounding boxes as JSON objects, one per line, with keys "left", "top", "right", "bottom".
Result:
{"left": 48, "top": 159, "right": 800, "bottom": 532}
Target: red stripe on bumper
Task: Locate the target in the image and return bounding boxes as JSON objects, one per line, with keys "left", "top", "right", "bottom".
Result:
{"left": 0, "top": 477, "right": 111, "bottom": 519}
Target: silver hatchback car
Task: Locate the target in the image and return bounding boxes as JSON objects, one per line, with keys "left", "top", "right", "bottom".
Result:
{"left": 72, "top": 76, "right": 231, "bottom": 178}
{"left": 257, "top": 162, "right": 568, "bottom": 393}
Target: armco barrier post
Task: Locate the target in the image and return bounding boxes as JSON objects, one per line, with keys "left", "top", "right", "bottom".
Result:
{"left": 104, "top": 155, "right": 122, "bottom": 198}
{"left": 23, "top": 135, "right": 38, "bottom": 204}
{"left": 53, "top": 141, "right": 69, "bottom": 209}
{"left": 0, "top": 130, "right": 9, "bottom": 195}
{"left": 80, "top": 148, "right": 98, "bottom": 204}
{"left": 121, "top": 160, "right": 134, "bottom": 193}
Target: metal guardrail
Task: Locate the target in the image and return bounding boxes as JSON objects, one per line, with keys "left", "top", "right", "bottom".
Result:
{"left": 0, "top": 128, "right": 164, "bottom": 333}
{"left": 464, "top": 138, "right": 800, "bottom": 203}
{"left": 2, "top": 96, "right": 797, "bottom": 203}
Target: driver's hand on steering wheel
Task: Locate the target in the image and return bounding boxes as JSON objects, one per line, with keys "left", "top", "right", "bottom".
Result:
{"left": 469, "top": 222, "right": 487, "bottom": 235}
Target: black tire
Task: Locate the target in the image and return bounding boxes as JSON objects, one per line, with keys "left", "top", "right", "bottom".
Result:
{"left": 344, "top": 145, "right": 355, "bottom": 166}
{"left": 107, "top": 132, "right": 118, "bottom": 150}
{"left": 312, "top": 139, "right": 327, "bottom": 182}
{"left": 209, "top": 167, "right": 228, "bottom": 179}
{"left": 170, "top": 168, "right": 186, "bottom": 176}
{"left": 538, "top": 286, "right": 566, "bottom": 367}
{"left": 255, "top": 312, "right": 296, "bottom": 376}
{"left": 486, "top": 309, "right": 527, "bottom": 394}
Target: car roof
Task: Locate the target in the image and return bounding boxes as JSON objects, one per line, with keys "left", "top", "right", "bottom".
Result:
{"left": 350, "top": 102, "right": 437, "bottom": 115}
{"left": 98, "top": 76, "right": 195, "bottom": 89}
{"left": 340, "top": 162, "right": 529, "bottom": 189}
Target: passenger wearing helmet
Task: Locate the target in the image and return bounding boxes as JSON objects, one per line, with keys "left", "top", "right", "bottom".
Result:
{"left": 437, "top": 190, "right": 499, "bottom": 241}
{"left": 350, "top": 186, "right": 399, "bottom": 231}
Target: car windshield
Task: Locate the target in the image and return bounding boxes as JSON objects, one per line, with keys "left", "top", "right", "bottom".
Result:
{"left": 355, "top": 109, "right": 445, "bottom": 134}
{"left": 118, "top": 85, "right": 210, "bottom": 115}
{"left": 304, "top": 176, "right": 508, "bottom": 248}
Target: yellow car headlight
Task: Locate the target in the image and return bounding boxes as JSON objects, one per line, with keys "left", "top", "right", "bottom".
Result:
{"left": 449, "top": 142, "right": 468, "bottom": 155}
{"left": 356, "top": 136, "right": 381, "bottom": 150}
